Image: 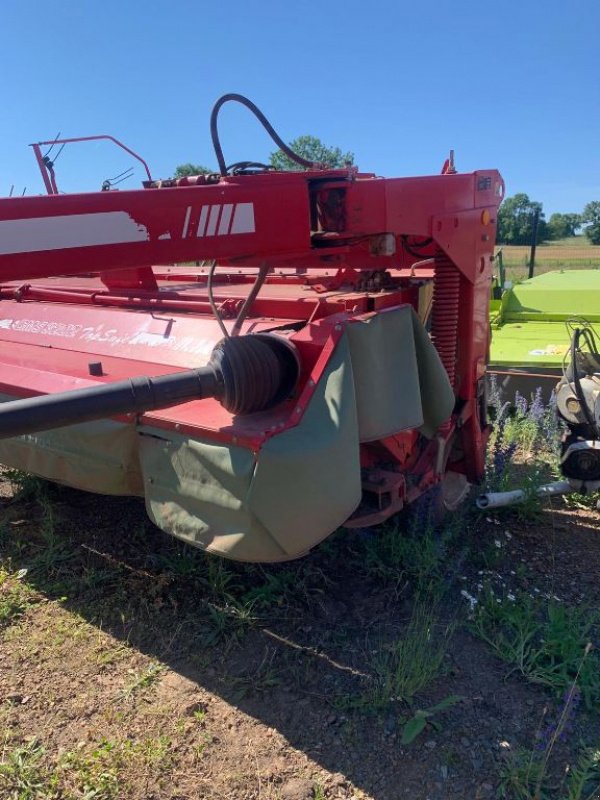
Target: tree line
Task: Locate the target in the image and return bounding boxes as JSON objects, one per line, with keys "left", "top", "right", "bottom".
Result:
{"left": 497, "top": 194, "right": 600, "bottom": 246}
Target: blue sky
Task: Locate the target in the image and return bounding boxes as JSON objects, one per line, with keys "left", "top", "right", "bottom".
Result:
{"left": 1, "top": 0, "right": 598, "bottom": 216}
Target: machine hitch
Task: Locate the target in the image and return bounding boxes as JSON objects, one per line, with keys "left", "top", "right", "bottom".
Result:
{"left": 0, "top": 333, "right": 299, "bottom": 440}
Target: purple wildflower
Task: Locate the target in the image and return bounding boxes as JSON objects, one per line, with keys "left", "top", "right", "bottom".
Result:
{"left": 488, "top": 374, "right": 504, "bottom": 419}
{"left": 536, "top": 686, "right": 581, "bottom": 751}
{"left": 514, "top": 391, "right": 528, "bottom": 418}
{"left": 529, "top": 387, "right": 545, "bottom": 423}
{"left": 493, "top": 440, "right": 517, "bottom": 480}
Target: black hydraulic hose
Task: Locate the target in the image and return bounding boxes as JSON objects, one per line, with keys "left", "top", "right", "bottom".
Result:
{"left": 401, "top": 235, "right": 434, "bottom": 259}
{"left": 210, "top": 93, "right": 319, "bottom": 176}
{"left": 207, "top": 259, "right": 230, "bottom": 339}
{"left": 230, "top": 262, "right": 269, "bottom": 337}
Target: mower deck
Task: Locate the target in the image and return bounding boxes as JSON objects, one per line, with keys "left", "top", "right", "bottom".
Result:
{"left": 488, "top": 270, "right": 600, "bottom": 398}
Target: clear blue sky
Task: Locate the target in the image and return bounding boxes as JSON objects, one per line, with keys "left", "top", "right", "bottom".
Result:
{"left": 1, "top": 0, "right": 598, "bottom": 216}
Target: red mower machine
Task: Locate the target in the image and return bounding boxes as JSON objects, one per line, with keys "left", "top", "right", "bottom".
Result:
{"left": 0, "top": 95, "right": 520, "bottom": 560}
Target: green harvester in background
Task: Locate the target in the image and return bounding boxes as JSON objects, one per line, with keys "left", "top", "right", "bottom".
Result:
{"left": 488, "top": 266, "right": 600, "bottom": 400}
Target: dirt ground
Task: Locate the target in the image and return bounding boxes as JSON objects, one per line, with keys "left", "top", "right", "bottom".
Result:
{"left": 0, "top": 475, "right": 599, "bottom": 800}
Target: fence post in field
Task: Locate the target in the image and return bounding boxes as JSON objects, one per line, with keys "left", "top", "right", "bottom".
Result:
{"left": 528, "top": 208, "right": 540, "bottom": 278}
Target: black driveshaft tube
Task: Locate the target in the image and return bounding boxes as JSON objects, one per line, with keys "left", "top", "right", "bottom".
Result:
{"left": 0, "top": 334, "right": 299, "bottom": 440}
{"left": 0, "top": 369, "right": 219, "bottom": 440}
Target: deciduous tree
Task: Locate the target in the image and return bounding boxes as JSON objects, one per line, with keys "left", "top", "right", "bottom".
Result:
{"left": 582, "top": 201, "right": 600, "bottom": 245}
{"left": 497, "top": 193, "right": 547, "bottom": 245}
{"left": 546, "top": 212, "right": 582, "bottom": 240}
{"left": 270, "top": 135, "right": 354, "bottom": 171}
{"left": 174, "top": 163, "right": 211, "bottom": 178}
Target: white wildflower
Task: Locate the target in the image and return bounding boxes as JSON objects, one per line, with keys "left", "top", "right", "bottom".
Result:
{"left": 460, "top": 589, "right": 478, "bottom": 616}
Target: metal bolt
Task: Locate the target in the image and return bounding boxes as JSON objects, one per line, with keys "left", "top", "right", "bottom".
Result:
{"left": 88, "top": 361, "right": 103, "bottom": 376}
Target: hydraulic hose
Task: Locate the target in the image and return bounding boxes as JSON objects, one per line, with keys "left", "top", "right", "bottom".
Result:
{"left": 210, "top": 93, "right": 320, "bottom": 176}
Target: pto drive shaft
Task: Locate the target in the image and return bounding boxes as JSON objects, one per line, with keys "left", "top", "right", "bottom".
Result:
{"left": 0, "top": 334, "right": 298, "bottom": 440}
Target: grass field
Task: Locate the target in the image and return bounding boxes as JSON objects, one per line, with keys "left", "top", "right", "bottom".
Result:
{"left": 497, "top": 237, "right": 600, "bottom": 282}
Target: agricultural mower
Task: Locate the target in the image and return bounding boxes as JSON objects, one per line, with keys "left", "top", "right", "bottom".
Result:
{"left": 0, "top": 95, "right": 597, "bottom": 560}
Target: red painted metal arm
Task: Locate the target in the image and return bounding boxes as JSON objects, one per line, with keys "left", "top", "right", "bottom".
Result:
{"left": 31, "top": 135, "right": 153, "bottom": 195}
{"left": 0, "top": 169, "right": 502, "bottom": 283}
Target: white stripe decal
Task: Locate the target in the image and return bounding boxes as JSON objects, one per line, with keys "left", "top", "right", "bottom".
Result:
{"left": 181, "top": 205, "right": 192, "bottom": 238}
{"left": 206, "top": 205, "right": 221, "bottom": 237}
{"left": 218, "top": 204, "right": 234, "bottom": 235}
{"left": 196, "top": 206, "right": 209, "bottom": 237}
{"left": 230, "top": 203, "right": 255, "bottom": 234}
{"left": 0, "top": 212, "right": 149, "bottom": 255}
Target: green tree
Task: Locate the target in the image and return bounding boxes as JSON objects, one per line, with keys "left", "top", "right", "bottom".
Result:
{"left": 497, "top": 193, "right": 547, "bottom": 245}
{"left": 174, "top": 163, "right": 212, "bottom": 178}
{"left": 582, "top": 201, "right": 600, "bottom": 245}
{"left": 546, "top": 212, "right": 582, "bottom": 240}
{"left": 270, "top": 135, "right": 354, "bottom": 171}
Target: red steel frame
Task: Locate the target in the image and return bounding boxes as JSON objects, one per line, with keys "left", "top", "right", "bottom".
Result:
{"left": 31, "top": 135, "right": 153, "bottom": 196}
{"left": 0, "top": 163, "right": 503, "bottom": 520}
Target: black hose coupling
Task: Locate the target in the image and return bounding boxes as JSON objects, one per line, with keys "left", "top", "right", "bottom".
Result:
{"left": 210, "top": 333, "right": 299, "bottom": 415}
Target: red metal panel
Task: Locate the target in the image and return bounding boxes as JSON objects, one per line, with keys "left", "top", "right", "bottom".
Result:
{"left": 0, "top": 177, "right": 311, "bottom": 282}
{"left": 0, "top": 300, "right": 296, "bottom": 369}
{"left": 0, "top": 169, "right": 503, "bottom": 282}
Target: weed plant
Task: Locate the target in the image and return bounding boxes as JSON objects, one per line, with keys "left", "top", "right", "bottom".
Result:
{"left": 472, "top": 589, "right": 600, "bottom": 708}
{"left": 3, "top": 468, "right": 49, "bottom": 503}
{"left": 359, "top": 489, "right": 465, "bottom": 597}
{"left": 499, "top": 646, "right": 600, "bottom": 799}
{"left": 336, "top": 595, "right": 455, "bottom": 720}
{"left": 0, "top": 733, "right": 179, "bottom": 800}
{"left": 368, "top": 601, "right": 455, "bottom": 708}
{"left": 0, "top": 568, "right": 34, "bottom": 628}
{"left": 0, "top": 738, "right": 57, "bottom": 799}
{"left": 400, "top": 694, "right": 464, "bottom": 745}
